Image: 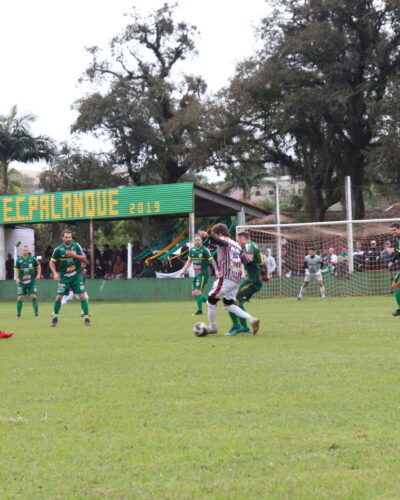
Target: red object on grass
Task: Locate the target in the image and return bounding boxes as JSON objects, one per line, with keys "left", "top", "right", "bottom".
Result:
{"left": 0, "top": 331, "right": 14, "bottom": 339}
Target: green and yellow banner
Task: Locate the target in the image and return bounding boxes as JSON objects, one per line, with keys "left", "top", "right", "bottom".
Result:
{"left": 0, "top": 183, "right": 193, "bottom": 224}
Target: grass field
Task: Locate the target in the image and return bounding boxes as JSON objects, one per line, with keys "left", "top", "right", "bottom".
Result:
{"left": 0, "top": 297, "right": 399, "bottom": 499}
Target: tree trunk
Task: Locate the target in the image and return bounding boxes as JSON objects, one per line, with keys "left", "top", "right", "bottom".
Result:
{"left": 304, "top": 185, "right": 327, "bottom": 222}
{"left": 1, "top": 160, "right": 9, "bottom": 195}
{"left": 350, "top": 159, "right": 365, "bottom": 220}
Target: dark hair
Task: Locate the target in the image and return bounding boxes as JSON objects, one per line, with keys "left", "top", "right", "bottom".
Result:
{"left": 211, "top": 223, "right": 229, "bottom": 236}
{"left": 309, "top": 248, "right": 316, "bottom": 251}
{"left": 237, "top": 231, "right": 250, "bottom": 239}
{"left": 62, "top": 229, "right": 72, "bottom": 237}
{"left": 390, "top": 223, "right": 400, "bottom": 229}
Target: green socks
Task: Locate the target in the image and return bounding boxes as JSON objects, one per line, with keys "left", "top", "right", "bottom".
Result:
{"left": 32, "top": 298, "right": 38, "bottom": 315}
{"left": 53, "top": 300, "right": 62, "bottom": 316}
{"left": 229, "top": 312, "right": 240, "bottom": 328}
{"left": 81, "top": 299, "right": 89, "bottom": 316}
{"left": 395, "top": 289, "right": 400, "bottom": 308}
{"left": 17, "top": 299, "right": 23, "bottom": 315}
{"left": 238, "top": 302, "right": 248, "bottom": 330}
{"left": 196, "top": 294, "right": 206, "bottom": 312}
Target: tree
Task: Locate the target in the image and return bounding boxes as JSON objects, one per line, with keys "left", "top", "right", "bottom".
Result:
{"left": 73, "top": 3, "right": 209, "bottom": 185}
{"left": 0, "top": 105, "right": 56, "bottom": 194}
{"left": 213, "top": 0, "right": 400, "bottom": 220}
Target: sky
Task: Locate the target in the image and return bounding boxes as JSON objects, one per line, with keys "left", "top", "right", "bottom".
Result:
{"left": 1, "top": 0, "right": 269, "bottom": 173}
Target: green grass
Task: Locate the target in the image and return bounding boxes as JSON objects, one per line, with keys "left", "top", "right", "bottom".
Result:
{"left": 0, "top": 297, "right": 399, "bottom": 499}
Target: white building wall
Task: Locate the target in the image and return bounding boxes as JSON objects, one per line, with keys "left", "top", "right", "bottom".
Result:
{"left": 5, "top": 227, "right": 35, "bottom": 258}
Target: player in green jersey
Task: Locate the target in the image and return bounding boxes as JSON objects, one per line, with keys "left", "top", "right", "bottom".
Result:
{"left": 226, "top": 231, "right": 268, "bottom": 336}
{"left": 49, "top": 229, "right": 90, "bottom": 327}
{"left": 388, "top": 223, "right": 400, "bottom": 316}
{"left": 14, "top": 245, "right": 41, "bottom": 319}
{"left": 179, "top": 234, "right": 218, "bottom": 315}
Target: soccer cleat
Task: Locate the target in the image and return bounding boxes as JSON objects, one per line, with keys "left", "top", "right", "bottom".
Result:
{"left": 251, "top": 318, "right": 260, "bottom": 335}
{"left": 207, "top": 326, "right": 218, "bottom": 334}
{"left": 0, "top": 331, "right": 14, "bottom": 339}
{"left": 392, "top": 309, "right": 400, "bottom": 316}
{"left": 322, "top": 297, "right": 327, "bottom": 302}
{"left": 224, "top": 326, "right": 242, "bottom": 336}
{"left": 16, "top": 314, "right": 21, "bottom": 320}
{"left": 84, "top": 316, "right": 91, "bottom": 326}
{"left": 295, "top": 297, "right": 302, "bottom": 301}
{"left": 241, "top": 327, "right": 251, "bottom": 334}
{"left": 192, "top": 310, "right": 203, "bottom": 316}
{"left": 34, "top": 315, "right": 39, "bottom": 319}
{"left": 50, "top": 316, "right": 58, "bottom": 327}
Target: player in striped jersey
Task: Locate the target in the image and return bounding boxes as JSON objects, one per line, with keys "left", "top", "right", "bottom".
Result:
{"left": 199, "top": 224, "right": 260, "bottom": 335}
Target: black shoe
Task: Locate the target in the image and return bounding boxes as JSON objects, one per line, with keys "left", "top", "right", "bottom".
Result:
{"left": 392, "top": 309, "right": 400, "bottom": 316}
{"left": 84, "top": 317, "right": 91, "bottom": 326}
{"left": 50, "top": 316, "right": 58, "bottom": 327}
{"left": 192, "top": 310, "right": 203, "bottom": 316}
{"left": 16, "top": 314, "right": 21, "bottom": 320}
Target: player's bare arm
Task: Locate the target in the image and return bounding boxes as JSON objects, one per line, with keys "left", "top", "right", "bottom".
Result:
{"left": 210, "top": 258, "right": 219, "bottom": 277}
{"left": 179, "top": 259, "right": 191, "bottom": 277}
{"left": 49, "top": 260, "right": 59, "bottom": 281}
{"left": 15, "top": 268, "right": 19, "bottom": 283}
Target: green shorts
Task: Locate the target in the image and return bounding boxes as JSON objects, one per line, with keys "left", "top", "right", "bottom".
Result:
{"left": 237, "top": 277, "right": 263, "bottom": 302}
{"left": 192, "top": 274, "right": 208, "bottom": 291}
{"left": 393, "top": 271, "right": 400, "bottom": 286}
{"left": 57, "top": 273, "right": 86, "bottom": 296}
{"left": 17, "top": 282, "right": 37, "bottom": 296}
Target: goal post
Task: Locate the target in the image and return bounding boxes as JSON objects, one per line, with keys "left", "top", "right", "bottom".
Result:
{"left": 237, "top": 218, "right": 400, "bottom": 299}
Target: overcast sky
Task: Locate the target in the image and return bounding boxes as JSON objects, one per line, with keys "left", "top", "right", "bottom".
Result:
{"left": 1, "top": 0, "right": 269, "bottom": 171}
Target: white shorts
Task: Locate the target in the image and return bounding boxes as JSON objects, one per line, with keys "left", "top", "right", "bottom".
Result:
{"left": 304, "top": 270, "right": 323, "bottom": 283}
{"left": 208, "top": 278, "right": 240, "bottom": 301}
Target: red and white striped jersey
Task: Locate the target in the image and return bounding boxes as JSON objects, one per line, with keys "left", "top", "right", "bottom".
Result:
{"left": 216, "top": 237, "right": 242, "bottom": 283}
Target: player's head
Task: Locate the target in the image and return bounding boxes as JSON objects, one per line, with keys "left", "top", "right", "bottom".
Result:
{"left": 211, "top": 223, "right": 229, "bottom": 237}
{"left": 62, "top": 229, "right": 73, "bottom": 245}
{"left": 193, "top": 234, "right": 202, "bottom": 248}
{"left": 237, "top": 231, "right": 250, "bottom": 247}
{"left": 328, "top": 247, "right": 335, "bottom": 254}
{"left": 308, "top": 248, "right": 316, "bottom": 256}
{"left": 390, "top": 223, "right": 400, "bottom": 236}
{"left": 22, "top": 245, "right": 30, "bottom": 257}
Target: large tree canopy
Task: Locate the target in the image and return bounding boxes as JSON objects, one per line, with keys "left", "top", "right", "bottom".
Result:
{"left": 211, "top": 0, "right": 400, "bottom": 220}
{"left": 73, "top": 3, "right": 209, "bottom": 186}
{"left": 0, "top": 105, "right": 56, "bottom": 195}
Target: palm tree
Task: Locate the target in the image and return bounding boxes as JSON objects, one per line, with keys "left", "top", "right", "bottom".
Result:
{"left": 222, "top": 163, "right": 266, "bottom": 201}
{"left": 0, "top": 105, "right": 56, "bottom": 194}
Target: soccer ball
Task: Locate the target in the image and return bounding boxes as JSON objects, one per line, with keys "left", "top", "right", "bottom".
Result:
{"left": 193, "top": 322, "right": 208, "bottom": 337}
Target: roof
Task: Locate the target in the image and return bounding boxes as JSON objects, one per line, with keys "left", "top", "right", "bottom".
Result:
{"left": 193, "top": 186, "right": 271, "bottom": 219}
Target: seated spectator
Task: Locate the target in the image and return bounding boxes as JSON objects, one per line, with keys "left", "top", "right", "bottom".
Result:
{"left": 322, "top": 258, "right": 334, "bottom": 276}
{"left": 381, "top": 241, "right": 393, "bottom": 269}
{"left": 137, "top": 261, "right": 157, "bottom": 278}
{"left": 94, "top": 258, "right": 105, "bottom": 279}
{"left": 365, "top": 240, "right": 381, "bottom": 270}
{"left": 120, "top": 244, "right": 128, "bottom": 263}
{"left": 101, "top": 244, "right": 113, "bottom": 278}
{"left": 339, "top": 247, "right": 348, "bottom": 262}
{"left": 93, "top": 245, "right": 101, "bottom": 260}
{"left": 328, "top": 247, "right": 338, "bottom": 265}
{"left": 353, "top": 241, "right": 365, "bottom": 272}
{"left": 111, "top": 255, "right": 126, "bottom": 279}
{"left": 133, "top": 259, "right": 144, "bottom": 277}
{"left": 334, "top": 256, "right": 349, "bottom": 277}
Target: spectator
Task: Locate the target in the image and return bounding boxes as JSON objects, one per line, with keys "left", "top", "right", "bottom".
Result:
{"left": 101, "top": 244, "right": 113, "bottom": 278}
{"left": 5, "top": 253, "right": 14, "bottom": 280}
{"left": 381, "top": 241, "right": 393, "bottom": 269}
{"left": 339, "top": 247, "right": 348, "bottom": 262}
{"left": 328, "top": 247, "right": 338, "bottom": 265}
{"left": 353, "top": 241, "right": 365, "bottom": 272}
{"left": 111, "top": 245, "right": 120, "bottom": 264}
{"left": 322, "top": 258, "right": 334, "bottom": 276}
{"left": 137, "top": 261, "right": 157, "bottom": 278}
{"left": 93, "top": 245, "right": 101, "bottom": 260}
{"left": 365, "top": 240, "right": 381, "bottom": 270}
{"left": 120, "top": 244, "right": 128, "bottom": 264}
{"left": 334, "top": 256, "right": 349, "bottom": 277}
{"left": 265, "top": 248, "right": 277, "bottom": 279}
{"left": 281, "top": 247, "right": 294, "bottom": 277}
{"left": 94, "top": 258, "right": 105, "bottom": 279}
{"left": 133, "top": 259, "right": 144, "bottom": 277}
{"left": 111, "top": 255, "right": 126, "bottom": 279}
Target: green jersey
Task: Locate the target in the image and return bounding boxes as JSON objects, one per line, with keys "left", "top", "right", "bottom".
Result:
{"left": 394, "top": 237, "right": 400, "bottom": 256}
{"left": 51, "top": 242, "right": 85, "bottom": 278}
{"left": 188, "top": 245, "right": 213, "bottom": 275}
{"left": 14, "top": 256, "right": 40, "bottom": 285}
{"left": 243, "top": 241, "right": 264, "bottom": 281}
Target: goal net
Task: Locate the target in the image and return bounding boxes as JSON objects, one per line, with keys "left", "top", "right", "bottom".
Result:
{"left": 237, "top": 219, "right": 400, "bottom": 299}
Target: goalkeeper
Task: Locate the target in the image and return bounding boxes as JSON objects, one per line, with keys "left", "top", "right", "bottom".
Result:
{"left": 296, "top": 249, "right": 326, "bottom": 301}
{"left": 225, "top": 232, "right": 268, "bottom": 336}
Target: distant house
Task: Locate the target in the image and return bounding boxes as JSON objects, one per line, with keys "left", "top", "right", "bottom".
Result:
{"left": 227, "top": 175, "right": 303, "bottom": 204}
